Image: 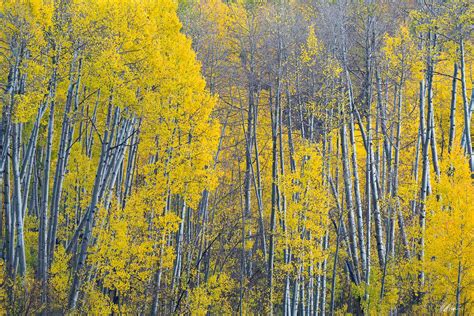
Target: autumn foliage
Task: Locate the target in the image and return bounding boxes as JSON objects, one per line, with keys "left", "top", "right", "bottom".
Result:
{"left": 0, "top": 0, "right": 473, "bottom": 314}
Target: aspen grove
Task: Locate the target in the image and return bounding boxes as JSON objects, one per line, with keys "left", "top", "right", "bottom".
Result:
{"left": 0, "top": 0, "right": 473, "bottom": 314}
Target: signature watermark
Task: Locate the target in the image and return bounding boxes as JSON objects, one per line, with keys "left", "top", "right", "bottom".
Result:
{"left": 440, "top": 303, "right": 457, "bottom": 313}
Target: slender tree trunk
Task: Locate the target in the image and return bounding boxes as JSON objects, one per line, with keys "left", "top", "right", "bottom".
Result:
{"left": 252, "top": 91, "right": 267, "bottom": 260}
{"left": 392, "top": 81, "right": 409, "bottom": 258}
{"left": 268, "top": 88, "right": 278, "bottom": 313}
{"left": 419, "top": 79, "right": 430, "bottom": 292}
{"left": 330, "top": 217, "right": 342, "bottom": 316}
{"left": 448, "top": 63, "right": 458, "bottom": 154}
{"left": 11, "top": 123, "right": 26, "bottom": 277}
{"left": 348, "top": 83, "right": 366, "bottom": 279}
{"left": 340, "top": 106, "right": 360, "bottom": 284}
{"left": 459, "top": 38, "right": 473, "bottom": 171}
{"left": 49, "top": 57, "right": 82, "bottom": 263}
{"left": 455, "top": 260, "right": 462, "bottom": 316}
{"left": 68, "top": 99, "right": 114, "bottom": 310}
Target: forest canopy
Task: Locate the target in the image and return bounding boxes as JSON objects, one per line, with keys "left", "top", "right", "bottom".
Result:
{"left": 0, "top": 0, "right": 473, "bottom": 314}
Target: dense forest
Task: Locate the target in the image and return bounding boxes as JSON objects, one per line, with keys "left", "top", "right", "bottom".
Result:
{"left": 0, "top": 0, "right": 472, "bottom": 314}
